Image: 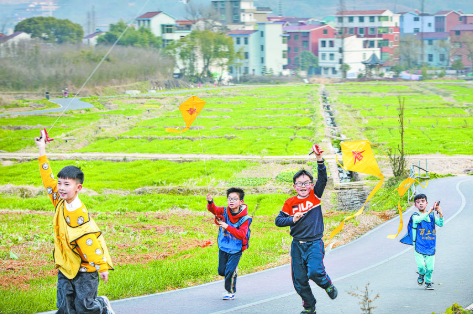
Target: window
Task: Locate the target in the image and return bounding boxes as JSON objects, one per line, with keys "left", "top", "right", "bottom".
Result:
{"left": 348, "top": 28, "right": 354, "bottom": 35}
{"left": 459, "top": 16, "right": 463, "bottom": 21}
{"left": 162, "top": 25, "right": 174, "bottom": 33}
{"left": 359, "top": 28, "right": 365, "bottom": 35}
{"left": 414, "top": 28, "right": 419, "bottom": 34}
{"left": 302, "top": 32, "right": 309, "bottom": 37}
{"left": 414, "top": 17, "right": 420, "bottom": 22}
{"left": 440, "top": 54, "right": 445, "bottom": 62}
{"left": 369, "top": 16, "right": 375, "bottom": 22}
{"left": 395, "top": 35, "right": 398, "bottom": 41}
{"left": 321, "top": 53, "right": 326, "bottom": 60}
{"left": 329, "top": 53, "right": 334, "bottom": 61}
{"left": 378, "top": 39, "right": 389, "bottom": 47}
{"left": 261, "top": 57, "right": 264, "bottom": 64}
{"left": 244, "top": 67, "right": 248, "bottom": 74}
{"left": 245, "top": 52, "right": 249, "bottom": 59}
{"left": 363, "top": 53, "right": 366, "bottom": 60}
{"left": 389, "top": 28, "right": 393, "bottom": 34}
{"left": 244, "top": 37, "right": 248, "bottom": 44}
{"left": 295, "top": 47, "right": 299, "bottom": 52}
{"left": 323, "top": 67, "right": 329, "bottom": 74}
{"left": 295, "top": 57, "right": 299, "bottom": 65}
{"left": 236, "top": 37, "right": 240, "bottom": 44}
{"left": 381, "top": 52, "right": 389, "bottom": 60}
{"left": 283, "top": 51, "right": 287, "bottom": 58}
{"left": 303, "top": 41, "right": 308, "bottom": 48}
{"left": 329, "top": 40, "right": 334, "bottom": 47}
{"left": 221, "top": 14, "right": 226, "bottom": 20}
{"left": 389, "top": 41, "right": 393, "bottom": 47}
{"left": 428, "top": 54, "right": 433, "bottom": 62}
{"left": 323, "top": 29, "right": 328, "bottom": 35}
{"left": 428, "top": 23, "right": 432, "bottom": 27}
{"left": 261, "top": 31, "right": 264, "bottom": 37}
{"left": 288, "top": 58, "right": 291, "bottom": 64}
{"left": 233, "top": 14, "right": 239, "bottom": 22}
{"left": 233, "top": 1, "right": 239, "bottom": 7}
{"left": 378, "top": 27, "right": 389, "bottom": 34}
{"left": 338, "top": 17, "right": 343, "bottom": 23}
{"left": 369, "top": 28, "right": 375, "bottom": 35}
{"left": 321, "top": 40, "right": 326, "bottom": 47}
{"left": 287, "top": 34, "right": 291, "bottom": 40}
{"left": 455, "top": 31, "right": 461, "bottom": 36}
{"left": 288, "top": 47, "right": 291, "bottom": 52}
{"left": 229, "top": 66, "right": 233, "bottom": 73}
{"left": 348, "top": 17, "right": 354, "bottom": 23}
{"left": 359, "top": 16, "right": 365, "bottom": 22}
{"left": 220, "top": 2, "right": 225, "bottom": 7}
{"left": 261, "top": 45, "right": 264, "bottom": 51}
{"left": 379, "top": 16, "right": 389, "bottom": 22}
{"left": 295, "top": 34, "right": 299, "bottom": 40}
{"left": 428, "top": 39, "right": 433, "bottom": 45}
{"left": 369, "top": 40, "right": 375, "bottom": 48}
{"left": 332, "top": 67, "right": 337, "bottom": 74}
{"left": 282, "top": 37, "right": 287, "bottom": 44}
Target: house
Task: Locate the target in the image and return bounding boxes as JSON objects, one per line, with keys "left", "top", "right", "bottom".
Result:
{"left": 318, "top": 35, "right": 383, "bottom": 78}
{"left": 136, "top": 11, "right": 191, "bottom": 47}
{"left": 399, "top": 12, "right": 435, "bottom": 34}
{"left": 450, "top": 24, "right": 473, "bottom": 69}
{"left": 82, "top": 30, "right": 104, "bottom": 46}
{"left": 283, "top": 24, "right": 336, "bottom": 70}
{"left": 434, "top": 10, "right": 461, "bottom": 32}
{"left": 0, "top": 32, "right": 32, "bottom": 57}
{"left": 335, "top": 10, "right": 400, "bottom": 64}
{"left": 460, "top": 13, "right": 473, "bottom": 25}
{"left": 211, "top": 0, "right": 272, "bottom": 30}
{"left": 415, "top": 32, "right": 450, "bottom": 67}
{"left": 268, "top": 17, "right": 319, "bottom": 26}
{"left": 227, "top": 23, "right": 287, "bottom": 78}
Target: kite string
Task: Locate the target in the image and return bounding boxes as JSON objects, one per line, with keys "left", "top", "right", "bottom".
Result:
{"left": 48, "top": 0, "right": 152, "bottom": 132}
{"left": 192, "top": 96, "right": 211, "bottom": 191}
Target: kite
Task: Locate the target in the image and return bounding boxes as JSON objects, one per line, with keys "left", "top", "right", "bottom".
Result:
{"left": 39, "top": 128, "right": 54, "bottom": 143}
{"left": 165, "top": 96, "right": 206, "bottom": 133}
{"left": 386, "top": 177, "right": 428, "bottom": 239}
{"left": 329, "top": 140, "right": 387, "bottom": 247}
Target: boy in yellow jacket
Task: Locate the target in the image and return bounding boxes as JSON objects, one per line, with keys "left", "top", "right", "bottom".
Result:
{"left": 35, "top": 130, "right": 115, "bottom": 314}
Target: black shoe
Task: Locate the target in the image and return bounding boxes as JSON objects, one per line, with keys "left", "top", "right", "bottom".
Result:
{"left": 325, "top": 284, "right": 338, "bottom": 300}
{"left": 417, "top": 273, "right": 425, "bottom": 286}
{"left": 300, "top": 307, "right": 316, "bottom": 314}
{"left": 425, "top": 282, "right": 434, "bottom": 290}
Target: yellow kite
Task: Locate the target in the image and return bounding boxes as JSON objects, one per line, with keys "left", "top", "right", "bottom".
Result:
{"left": 386, "top": 177, "right": 428, "bottom": 239}
{"left": 330, "top": 140, "right": 387, "bottom": 246}
{"left": 165, "top": 96, "right": 206, "bottom": 133}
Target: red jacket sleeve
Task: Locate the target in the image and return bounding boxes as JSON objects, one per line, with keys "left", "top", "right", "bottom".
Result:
{"left": 226, "top": 219, "right": 250, "bottom": 241}
{"left": 207, "top": 201, "right": 224, "bottom": 216}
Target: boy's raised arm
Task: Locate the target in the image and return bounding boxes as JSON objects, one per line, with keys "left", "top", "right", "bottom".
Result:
{"left": 206, "top": 193, "right": 224, "bottom": 215}
{"left": 35, "top": 131, "right": 60, "bottom": 208}
{"left": 313, "top": 152, "right": 327, "bottom": 199}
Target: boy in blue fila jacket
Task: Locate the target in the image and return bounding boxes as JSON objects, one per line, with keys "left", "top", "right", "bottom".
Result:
{"left": 207, "top": 188, "right": 252, "bottom": 300}
{"left": 401, "top": 194, "right": 443, "bottom": 290}
{"left": 275, "top": 146, "right": 337, "bottom": 314}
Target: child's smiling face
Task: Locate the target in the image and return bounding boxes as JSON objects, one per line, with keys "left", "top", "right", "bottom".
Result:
{"left": 415, "top": 198, "right": 428, "bottom": 211}
{"left": 293, "top": 174, "right": 314, "bottom": 198}
{"left": 57, "top": 177, "right": 82, "bottom": 203}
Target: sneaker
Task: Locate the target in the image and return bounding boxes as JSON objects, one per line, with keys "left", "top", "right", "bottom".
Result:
{"left": 425, "top": 282, "right": 434, "bottom": 290}
{"left": 98, "top": 296, "right": 116, "bottom": 314}
{"left": 300, "top": 307, "right": 316, "bottom": 314}
{"left": 325, "top": 284, "right": 338, "bottom": 300}
{"left": 417, "top": 273, "right": 425, "bottom": 286}
{"left": 222, "top": 291, "right": 235, "bottom": 300}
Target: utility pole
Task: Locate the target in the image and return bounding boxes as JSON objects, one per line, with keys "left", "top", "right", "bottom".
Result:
{"left": 278, "top": 0, "right": 282, "bottom": 17}
{"left": 420, "top": 0, "right": 424, "bottom": 67}
{"left": 339, "top": 0, "right": 346, "bottom": 79}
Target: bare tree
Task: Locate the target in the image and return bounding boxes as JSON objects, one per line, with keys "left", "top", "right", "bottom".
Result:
{"left": 399, "top": 35, "right": 421, "bottom": 68}
{"left": 184, "top": 2, "right": 225, "bottom": 32}
{"left": 388, "top": 97, "right": 408, "bottom": 178}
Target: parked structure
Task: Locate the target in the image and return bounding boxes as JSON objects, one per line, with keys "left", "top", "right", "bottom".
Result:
{"left": 227, "top": 23, "right": 287, "bottom": 78}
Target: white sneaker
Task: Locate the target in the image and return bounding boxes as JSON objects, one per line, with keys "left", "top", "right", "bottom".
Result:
{"left": 99, "top": 296, "right": 116, "bottom": 314}
{"left": 222, "top": 291, "right": 235, "bottom": 300}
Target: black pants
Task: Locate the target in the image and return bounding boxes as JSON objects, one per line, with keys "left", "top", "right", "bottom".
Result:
{"left": 56, "top": 270, "right": 107, "bottom": 314}
{"left": 218, "top": 249, "right": 242, "bottom": 294}
{"left": 291, "top": 240, "right": 332, "bottom": 309}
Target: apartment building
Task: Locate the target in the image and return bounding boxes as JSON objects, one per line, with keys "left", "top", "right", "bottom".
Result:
{"left": 211, "top": 0, "right": 272, "bottom": 30}
{"left": 399, "top": 12, "right": 435, "bottom": 33}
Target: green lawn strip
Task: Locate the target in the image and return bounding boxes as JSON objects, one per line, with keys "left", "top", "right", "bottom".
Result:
{"left": 1, "top": 159, "right": 257, "bottom": 192}
{"left": 0, "top": 99, "right": 60, "bottom": 112}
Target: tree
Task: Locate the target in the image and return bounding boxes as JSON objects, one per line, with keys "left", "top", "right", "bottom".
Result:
{"left": 184, "top": 2, "right": 224, "bottom": 32}
{"left": 399, "top": 35, "right": 421, "bottom": 69}
{"left": 14, "top": 16, "right": 83, "bottom": 44}
{"left": 341, "top": 63, "right": 350, "bottom": 73}
{"left": 300, "top": 50, "right": 318, "bottom": 72}
{"left": 451, "top": 59, "right": 465, "bottom": 71}
{"left": 165, "top": 30, "right": 242, "bottom": 79}
{"left": 388, "top": 97, "right": 408, "bottom": 178}
{"left": 97, "top": 20, "right": 162, "bottom": 48}
{"left": 454, "top": 32, "right": 473, "bottom": 71}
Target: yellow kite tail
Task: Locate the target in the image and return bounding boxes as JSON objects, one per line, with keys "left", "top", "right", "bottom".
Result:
{"left": 165, "top": 127, "right": 190, "bottom": 133}
{"left": 335, "top": 154, "right": 348, "bottom": 171}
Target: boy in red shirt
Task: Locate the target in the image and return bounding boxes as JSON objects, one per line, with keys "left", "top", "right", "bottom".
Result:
{"left": 275, "top": 145, "right": 337, "bottom": 314}
{"left": 206, "top": 188, "right": 252, "bottom": 300}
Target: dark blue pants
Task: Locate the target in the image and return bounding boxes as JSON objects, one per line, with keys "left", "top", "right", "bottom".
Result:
{"left": 291, "top": 239, "right": 332, "bottom": 309}
{"left": 218, "top": 249, "right": 242, "bottom": 293}
{"left": 56, "top": 270, "right": 107, "bottom": 314}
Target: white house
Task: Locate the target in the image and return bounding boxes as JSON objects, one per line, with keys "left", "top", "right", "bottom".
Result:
{"left": 0, "top": 32, "right": 31, "bottom": 57}
{"left": 227, "top": 23, "right": 288, "bottom": 79}
{"left": 136, "top": 11, "right": 191, "bottom": 47}
{"left": 318, "top": 35, "right": 382, "bottom": 78}
{"left": 82, "top": 30, "right": 104, "bottom": 46}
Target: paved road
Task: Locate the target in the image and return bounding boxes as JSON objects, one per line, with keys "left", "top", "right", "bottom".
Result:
{"left": 37, "top": 176, "right": 473, "bottom": 314}
{"left": 0, "top": 98, "right": 94, "bottom": 116}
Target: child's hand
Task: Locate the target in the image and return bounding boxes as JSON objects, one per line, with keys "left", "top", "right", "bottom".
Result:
{"left": 206, "top": 193, "right": 213, "bottom": 202}
{"left": 217, "top": 220, "right": 228, "bottom": 229}
{"left": 35, "top": 129, "right": 47, "bottom": 156}
{"left": 435, "top": 204, "right": 443, "bottom": 218}
{"left": 312, "top": 144, "right": 324, "bottom": 162}
{"left": 99, "top": 271, "right": 109, "bottom": 283}
{"left": 293, "top": 212, "right": 304, "bottom": 223}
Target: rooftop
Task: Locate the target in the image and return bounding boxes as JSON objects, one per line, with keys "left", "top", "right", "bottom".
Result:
{"left": 137, "top": 11, "right": 162, "bottom": 19}
{"left": 434, "top": 10, "right": 458, "bottom": 16}
{"left": 283, "top": 24, "right": 327, "bottom": 31}
{"left": 83, "top": 31, "right": 104, "bottom": 39}
{"left": 227, "top": 30, "right": 257, "bottom": 35}
{"left": 0, "top": 32, "right": 26, "bottom": 43}
{"left": 415, "top": 32, "right": 449, "bottom": 39}
{"left": 256, "top": 7, "right": 272, "bottom": 12}
{"left": 336, "top": 10, "right": 388, "bottom": 16}
{"left": 451, "top": 24, "right": 473, "bottom": 31}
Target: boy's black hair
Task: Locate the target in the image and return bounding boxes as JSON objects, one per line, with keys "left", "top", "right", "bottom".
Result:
{"left": 293, "top": 169, "right": 313, "bottom": 184}
{"left": 57, "top": 166, "right": 84, "bottom": 184}
{"left": 414, "top": 194, "right": 427, "bottom": 202}
{"left": 226, "top": 187, "right": 245, "bottom": 200}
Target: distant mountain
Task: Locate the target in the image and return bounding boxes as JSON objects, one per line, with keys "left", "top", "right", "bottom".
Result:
{"left": 1, "top": 0, "right": 473, "bottom": 35}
